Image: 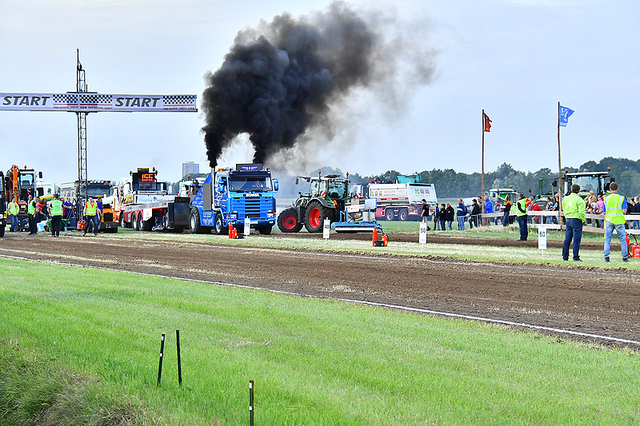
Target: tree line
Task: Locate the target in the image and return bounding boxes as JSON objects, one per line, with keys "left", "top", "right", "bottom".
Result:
{"left": 347, "top": 157, "right": 640, "bottom": 199}
{"left": 176, "top": 157, "right": 640, "bottom": 200}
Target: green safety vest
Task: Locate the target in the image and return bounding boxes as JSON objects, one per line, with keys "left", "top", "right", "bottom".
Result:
{"left": 8, "top": 202, "right": 19, "bottom": 215}
{"left": 28, "top": 200, "right": 36, "bottom": 215}
{"left": 604, "top": 193, "right": 626, "bottom": 225}
{"left": 515, "top": 198, "right": 528, "bottom": 217}
{"left": 85, "top": 201, "right": 97, "bottom": 216}
{"left": 50, "top": 199, "right": 64, "bottom": 216}
{"left": 562, "top": 193, "right": 585, "bottom": 222}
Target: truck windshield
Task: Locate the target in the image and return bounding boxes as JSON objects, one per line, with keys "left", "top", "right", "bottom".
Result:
{"left": 87, "top": 185, "right": 112, "bottom": 198}
{"left": 20, "top": 173, "right": 34, "bottom": 188}
{"left": 229, "top": 177, "right": 272, "bottom": 192}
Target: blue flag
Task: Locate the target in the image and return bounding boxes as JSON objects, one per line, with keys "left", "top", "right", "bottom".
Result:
{"left": 559, "top": 105, "right": 574, "bottom": 127}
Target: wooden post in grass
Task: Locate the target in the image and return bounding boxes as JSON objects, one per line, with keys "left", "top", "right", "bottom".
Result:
{"left": 176, "top": 329, "right": 182, "bottom": 387}
{"left": 157, "top": 333, "right": 165, "bottom": 387}
{"left": 249, "top": 380, "right": 255, "bottom": 426}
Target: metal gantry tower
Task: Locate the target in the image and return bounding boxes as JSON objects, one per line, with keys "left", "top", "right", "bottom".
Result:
{"left": 76, "top": 49, "right": 89, "bottom": 211}
{"left": 0, "top": 52, "right": 197, "bottom": 220}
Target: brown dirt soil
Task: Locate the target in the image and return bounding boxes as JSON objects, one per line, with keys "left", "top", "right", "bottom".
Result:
{"left": 1, "top": 230, "right": 639, "bottom": 349}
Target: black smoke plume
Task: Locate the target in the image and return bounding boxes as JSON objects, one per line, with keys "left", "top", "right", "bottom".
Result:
{"left": 202, "top": 2, "right": 435, "bottom": 168}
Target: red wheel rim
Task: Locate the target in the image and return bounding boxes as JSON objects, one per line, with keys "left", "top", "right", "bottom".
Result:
{"left": 282, "top": 213, "right": 297, "bottom": 230}
{"left": 308, "top": 208, "right": 321, "bottom": 228}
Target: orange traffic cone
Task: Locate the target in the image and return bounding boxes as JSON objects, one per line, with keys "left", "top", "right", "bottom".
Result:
{"left": 372, "top": 227, "right": 378, "bottom": 247}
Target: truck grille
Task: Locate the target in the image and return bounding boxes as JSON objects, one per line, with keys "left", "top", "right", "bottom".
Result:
{"left": 244, "top": 198, "right": 261, "bottom": 218}
{"left": 103, "top": 212, "right": 114, "bottom": 222}
{"left": 230, "top": 196, "right": 274, "bottom": 219}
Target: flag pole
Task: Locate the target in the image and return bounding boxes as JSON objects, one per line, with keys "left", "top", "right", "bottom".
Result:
{"left": 557, "top": 101, "right": 564, "bottom": 230}
{"left": 481, "top": 109, "right": 485, "bottom": 215}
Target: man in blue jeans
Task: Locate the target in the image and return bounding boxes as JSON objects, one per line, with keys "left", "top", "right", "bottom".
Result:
{"left": 603, "top": 182, "right": 629, "bottom": 262}
{"left": 456, "top": 199, "right": 467, "bottom": 231}
{"left": 515, "top": 194, "right": 528, "bottom": 241}
{"left": 562, "top": 184, "right": 585, "bottom": 261}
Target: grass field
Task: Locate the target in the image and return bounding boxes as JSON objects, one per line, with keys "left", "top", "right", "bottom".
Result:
{"left": 1, "top": 257, "right": 639, "bottom": 425}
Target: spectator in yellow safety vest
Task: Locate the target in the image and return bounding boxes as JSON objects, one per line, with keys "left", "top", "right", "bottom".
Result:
{"left": 603, "top": 182, "right": 629, "bottom": 262}
{"left": 27, "top": 194, "right": 37, "bottom": 235}
{"left": 8, "top": 198, "right": 20, "bottom": 232}
{"left": 562, "top": 184, "right": 586, "bottom": 262}
{"left": 49, "top": 193, "right": 64, "bottom": 237}
{"left": 83, "top": 197, "right": 99, "bottom": 237}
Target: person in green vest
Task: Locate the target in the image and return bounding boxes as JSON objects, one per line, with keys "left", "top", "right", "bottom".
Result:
{"left": 27, "top": 194, "right": 37, "bottom": 235}
{"left": 8, "top": 197, "right": 20, "bottom": 232}
{"left": 603, "top": 182, "right": 628, "bottom": 262}
{"left": 83, "top": 197, "right": 99, "bottom": 236}
{"left": 515, "top": 193, "right": 528, "bottom": 241}
{"left": 562, "top": 184, "right": 586, "bottom": 261}
{"left": 49, "top": 193, "right": 64, "bottom": 238}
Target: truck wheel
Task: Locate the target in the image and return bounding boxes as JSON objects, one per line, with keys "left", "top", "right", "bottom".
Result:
{"left": 137, "top": 213, "right": 145, "bottom": 231}
{"left": 399, "top": 209, "right": 409, "bottom": 221}
{"left": 190, "top": 209, "right": 204, "bottom": 234}
{"left": 0, "top": 225, "right": 5, "bottom": 237}
{"left": 258, "top": 225, "right": 272, "bottom": 235}
{"left": 385, "top": 209, "right": 395, "bottom": 221}
{"left": 213, "top": 212, "right": 228, "bottom": 235}
{"left": 130, "top": 213, "right": 138, "bottom": 231}
{"left": 278, "top": 208, "right": 302, "bottom": 233}
{"left": 305, "top": 201, "right": 333, "bottom": 233}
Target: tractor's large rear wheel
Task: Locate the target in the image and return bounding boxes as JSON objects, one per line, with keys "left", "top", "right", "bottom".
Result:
{"left": 278, "top": 208, "right": 302, "bottom": 233}
{"left": 305, "top": 201, "right": 333, "bottom": 233}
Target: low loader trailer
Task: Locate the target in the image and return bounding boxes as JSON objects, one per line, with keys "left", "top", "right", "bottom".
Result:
{"left": 117, "top": 168, "right": 190, "bottom": 231}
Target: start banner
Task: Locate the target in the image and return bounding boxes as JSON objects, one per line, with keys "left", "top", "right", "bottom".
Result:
{"left": 0, "top": 93, "right": 197, "bottom": 112}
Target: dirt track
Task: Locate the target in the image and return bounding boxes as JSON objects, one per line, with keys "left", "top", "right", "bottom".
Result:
{"left": 1, "top": 231, "right": 639, "bottom": 349}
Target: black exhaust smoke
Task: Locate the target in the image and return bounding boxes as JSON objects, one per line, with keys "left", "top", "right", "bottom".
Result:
{"left": 202, "top": 2, "right": 435, "bottom": 168}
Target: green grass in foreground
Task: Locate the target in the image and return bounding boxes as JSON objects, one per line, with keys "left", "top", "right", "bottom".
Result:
{"left": 1, "top": 258, "right": 639, "bottom": 425}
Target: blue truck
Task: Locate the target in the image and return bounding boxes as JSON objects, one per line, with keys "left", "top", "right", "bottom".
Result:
{"left": 189, "top": 163, "right": 278, "bottom": 235}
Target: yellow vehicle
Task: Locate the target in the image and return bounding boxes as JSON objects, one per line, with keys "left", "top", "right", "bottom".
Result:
{"left": 98, "top": 198, "right": 118, "bottom": 233}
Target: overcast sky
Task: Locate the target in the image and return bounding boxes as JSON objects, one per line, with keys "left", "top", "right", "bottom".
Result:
{"left": 1, "top": 0, "right": 638, "bottom": 184}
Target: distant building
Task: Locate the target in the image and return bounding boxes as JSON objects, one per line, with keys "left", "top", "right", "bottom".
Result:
{"left": 181, "top": 161, "right": 199, "bottom": 178}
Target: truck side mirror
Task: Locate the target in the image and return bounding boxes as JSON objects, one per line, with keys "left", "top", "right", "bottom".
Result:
{"left": 295, "top": 177, "right": 299, "bottom": 185}
{"left": 273, "top": 180, "right": 279, "bottom": 191}
{"left": 38, "top": 171, "right": 43, "bottom": 179}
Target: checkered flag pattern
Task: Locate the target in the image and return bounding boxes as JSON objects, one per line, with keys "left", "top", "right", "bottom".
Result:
{"left": 163, "top": 95, "right": 197, "bottom": 105}
{"left": 79, "top": 94, "right": 112, "bottom": 104}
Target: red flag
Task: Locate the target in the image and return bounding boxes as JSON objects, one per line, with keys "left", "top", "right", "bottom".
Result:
{"left": 483, "top": 113, "right": 492, "bottom": 132}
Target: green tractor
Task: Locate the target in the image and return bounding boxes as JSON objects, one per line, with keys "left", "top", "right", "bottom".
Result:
{"left": 277, "top": 171, "right": 350, "bottom": 233}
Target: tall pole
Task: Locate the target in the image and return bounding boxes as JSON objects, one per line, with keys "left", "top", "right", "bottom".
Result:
{"left": 557, "top": 101, "right": 563, "bottom": 230}
{"left": 481, "top": 109, "right": 485, "bottom": 214}
{"left": 76, "top": 49, "right": 88, "bottom": 219}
